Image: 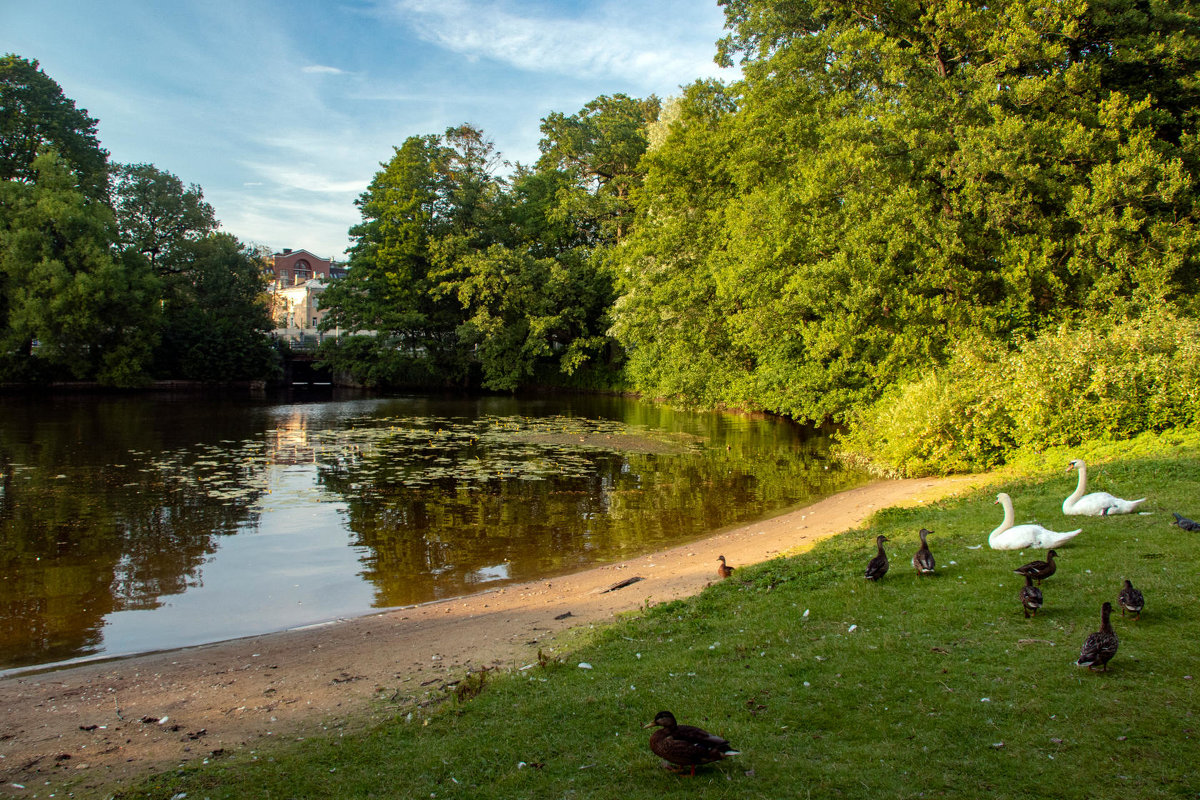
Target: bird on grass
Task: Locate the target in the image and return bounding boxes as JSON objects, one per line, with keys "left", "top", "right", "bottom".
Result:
{"left": 1117, "top": 579, "right": 1144, "bottom": 620}
{"left": 644, "top": 711, "right": 739, "bottom": 775}
{"left": 1062, "top": 458, "right": 1146, "bottom": 516}
{"left": 1171, "top": 513, "right": 1200, "bottom": 531}
{"left": 912, "top": 528, "right": 936, "bottom": 575}
{"left": 1014, "top": 549, "right": 1058, "bottom": 585}
{"left": 1019, "top": 574, "right": 1043, "bottom": 619}
{"left": 865, "top": 534, "right": 890, "bottom": 581}
{"left": 989, "top": 492, "right": 1081, "bottom": 550}
{"left": 1075, "top": 601, "right": 1119, "bottom": 672}
{"left": 716, "top": 555, "right": 734, "bottom": 579}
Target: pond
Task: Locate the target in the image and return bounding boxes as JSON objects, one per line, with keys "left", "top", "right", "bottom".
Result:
{"left": 0, "top": 391, "right": 867, "bottom": 672}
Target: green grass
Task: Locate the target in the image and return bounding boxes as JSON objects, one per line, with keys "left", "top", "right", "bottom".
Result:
{"left": 120, "top": 447, "right": 1200, "bottom": 800}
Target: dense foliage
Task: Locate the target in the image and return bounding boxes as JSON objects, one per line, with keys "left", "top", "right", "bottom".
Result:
{"left": 319, "top": 100, "right": 659, "bottom": 390}
{"left": 840, "top": 310, "right": 1200, "bottom": 476}
{"left": 614, "top": 0, "right": 1200, "bottom": 423}
{"left": 0, "top": 55, "right": 277, "bottom": 386}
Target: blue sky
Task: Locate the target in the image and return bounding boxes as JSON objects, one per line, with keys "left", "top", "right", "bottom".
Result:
{"left": 2, "top": 1, "right": 736, "bottom": 260}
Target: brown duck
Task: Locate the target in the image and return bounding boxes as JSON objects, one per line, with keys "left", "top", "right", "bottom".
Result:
{"left": 1013, "top": 549, "right": 1057, "bottom": 585}
{"left": 716, "top": 555, "right": 734, "bottom": 579}
{"left": 1019, "top": 574, "right": 1043, "bottom": 618}
{"left": 912, "top": 528, "right": 935, "bottom": 575}
{"left": 1117, "top": 579, "right": 1144, "bottom": 619}
{"left": 865, "top": 534, "right": 890, "bottom": 581}
{"left": 644, "top": 711, "right": 740, "bottom": 775}
{"left": 1075, "top": 601, "right": 1119, "bottom": 671}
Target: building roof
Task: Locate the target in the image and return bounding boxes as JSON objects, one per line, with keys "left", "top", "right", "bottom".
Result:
{"left": 272, "top": 248, "right": 331, "bottom": 262}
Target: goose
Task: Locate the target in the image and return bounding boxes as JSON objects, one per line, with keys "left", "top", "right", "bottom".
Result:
{"left": 912, "top": 528, "right": 936, "bottom": 575}
{"left": 989, "top": 493, "right": 1081, "bottom": 550}
{"left": 1117, "top": 579, "right": 1144, "bottom": 620}
{"left": 1014, "top": 549, "right": 1058, "bottom": 585}
{"left": 716, "top": 555, "right": 734, "bottom": 579}
{"left": 1062, "top": 459, "right": 1146, "bottom": 516}
{"left": 644, "top": 711, "right": 739, "bottom": 775}
{"left": 865, "top": 534, "right": 890, "bottom": 581}
{"left": 1019, "top": 574, "right": 1043, "bottom": 618}
{"left": 1075, "top": 601, "right": 1119, "bottom": 672}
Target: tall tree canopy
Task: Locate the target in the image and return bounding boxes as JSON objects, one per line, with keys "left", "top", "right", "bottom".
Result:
{"left": 1, "top": 56, "right": 277, "bottom": 385}
{"left": 112, "top": 162, "right": 218, "bottom": 274}
{"left": 321, "top": 115, "right": 642, "bottom": 390}
{"left": 610, "top": 0, "right": 1200, "bottom": 422}
{"left": 0, "top": 54, "right": 108, "bottom": 198}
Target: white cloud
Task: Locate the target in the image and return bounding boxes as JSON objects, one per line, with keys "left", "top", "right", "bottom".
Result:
{"left": 302, "top": 64, "right": 349, "bottom": 75}
{"left": 380, "top": 0, "right": 730, "bottom": 89}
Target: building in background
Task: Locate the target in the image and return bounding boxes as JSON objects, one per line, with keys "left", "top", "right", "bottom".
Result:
{"left": 266, "top": 249, "right": 347, "bottom": 346}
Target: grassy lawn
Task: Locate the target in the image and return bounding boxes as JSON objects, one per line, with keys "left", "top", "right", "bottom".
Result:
{"left": 121, "top": 444, "right": 1200, "bottom": 800}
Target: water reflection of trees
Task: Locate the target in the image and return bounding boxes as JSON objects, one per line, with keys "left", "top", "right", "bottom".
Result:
{"left": 0, "top": 397, "right": 265, "bottom": 669}
{"left": 320, "top": 416, "right": 861, "bottom": 609}
{"left": 0, "top": 394, "right": 864, "bottom": 669}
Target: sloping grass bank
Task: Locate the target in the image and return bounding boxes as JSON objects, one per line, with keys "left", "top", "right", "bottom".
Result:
{"left": 122, "top": 447, "right": 1200, "bottom": 800}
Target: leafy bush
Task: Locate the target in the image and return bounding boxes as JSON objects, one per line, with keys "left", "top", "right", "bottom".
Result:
{"left": 838, "top": 311, "right": 1200, "bottom": 476}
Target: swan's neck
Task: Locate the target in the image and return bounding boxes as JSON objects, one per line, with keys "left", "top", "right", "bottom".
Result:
{"left": 1068, "top": 464, "right": 1088, "bottom": 504}
{"left": 999, "top": 498, "right": 1014, "bottom": 531}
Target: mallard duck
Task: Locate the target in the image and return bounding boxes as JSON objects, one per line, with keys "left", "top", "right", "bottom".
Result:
{"left": 989, "top": 493, "right": 1081, "bottom": 550}
{"left": 716, "top": 555, "right": 734, "bottom": 579}
{"left": 912, "top": 528, "right": 936, "bottom": 575}
{"left": 1063, "top": 459, "right": 1146, "bottom": 516}
{"left": 1019, "top": 574, "right": 1043, "bottom": 618}
{"left": 644, "top": 711, "right": 739, "bottom": 775}
{"left": 865, "top": 534, "right": 889, "bottom": 581}
{"left": 1013, "top": 549, "right": 1058, "bottom": 585}
{"left": 1117, "top": 579, "right": 1144, "bottom": 620}
{"left": 1075, "top": 601, "right": 1119, "bottom": 672}
{"left": 1171, "top": 512, "right": 1200, "bottom": 531}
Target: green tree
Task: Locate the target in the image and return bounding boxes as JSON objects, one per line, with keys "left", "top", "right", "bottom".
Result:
{"left": 537, "top": 93, "right": 661, "bottom": 242}
{"left": 319, "top": 129, "right": 493, "bottom": 386}
{"left": 152, "top": 234, "right": 277, "bottom": 381}
{"left": 612, "top": 0, "right": 1199, "bottom": 422}
{"left": 0, "top": 54, "right": 108, "bottom": 198}
{"left": 111, "top": 162, "right": 218, "bottom": 274}
{"left": 0, "top": 150, "right": 158, "bottom": 385}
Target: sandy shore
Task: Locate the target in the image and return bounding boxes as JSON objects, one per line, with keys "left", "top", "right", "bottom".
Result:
{"left": 0, "top": 475, "right": 981, "bottom": 797}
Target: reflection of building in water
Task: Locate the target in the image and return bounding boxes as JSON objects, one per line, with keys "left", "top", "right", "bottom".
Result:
{"left": 268, "top": 410, "right": 319, "bottom": 466}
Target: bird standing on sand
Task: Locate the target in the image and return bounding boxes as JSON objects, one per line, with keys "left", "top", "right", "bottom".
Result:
{"left": 644, "top": 711, "right": 740, "bottom": 775}
{"left": 717, "top": 555, "right": 734, "bottom": 579}
{"left": 912, "top": 528, "right": 936, "bottom": 575}
{"left": 1019, "top": 574, "right": 1043, "bottom": 618}
{"left": 1117, "top": 579, "right": 1144, "bottom": 620}
{"left": 1075, "top": 601, "right": 1119, "bottom": 672}
{"left": 1014, "top": 549, "right": 1058, "bottom": 585}
{"left": 865, "top": 535, "right": 890, "bottom": 581}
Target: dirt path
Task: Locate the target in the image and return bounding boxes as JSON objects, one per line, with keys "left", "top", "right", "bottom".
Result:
{"left": 0, "top": 475, "right": 981, "bottom": 798}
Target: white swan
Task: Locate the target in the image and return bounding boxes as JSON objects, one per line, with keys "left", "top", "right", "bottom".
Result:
{"left": 989, "top": 492, "right": 1082, "bottom": 550}
{"left": 1062, "top": 459, "right": 1146, "bottom": 516}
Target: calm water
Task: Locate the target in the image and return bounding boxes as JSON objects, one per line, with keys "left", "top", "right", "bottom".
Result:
{"left": 0, "top": 392, "right": 866, "bottom": 672}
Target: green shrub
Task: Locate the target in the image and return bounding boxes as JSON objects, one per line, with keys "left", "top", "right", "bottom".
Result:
{"left": 839, "top": 311, "right": 1200, "bottom": 476}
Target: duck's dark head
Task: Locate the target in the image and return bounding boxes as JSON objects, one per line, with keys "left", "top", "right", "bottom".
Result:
{"left": 876, "top": 534, "right": 889, "bottom": 545}
{"left": 1047, "top": 549, "right": 1058, "bottom": 558}
{"left": 644, "top": 711, "right": 678, "bottom": 730}
{"left": 717, "top": 555, "right": 726, "bottom": 563}
{"left": 919, "top": 528, "right": 932, "bottom": 540}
